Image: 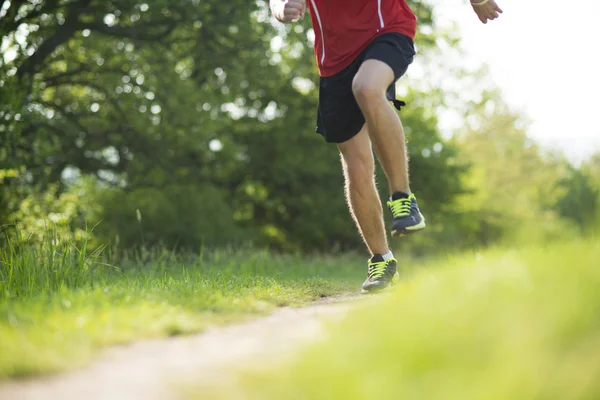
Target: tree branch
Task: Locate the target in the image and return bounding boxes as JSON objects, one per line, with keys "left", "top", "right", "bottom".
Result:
{"left": 44, "top": 78, "right": 132, "bottom": 123}
{"left": 43, "top": 67, "right": 88, "bottom": 86}
{"left": 78, "top": 19, "right": 178, "bottom": 41}
{"left": 0, "top": 0, "right": 26, "bottom": 37}
{"left": 35, "top": 99, "right": 92, "bottom": 137}
{"left": 17, "top": 0, "right": 93, "bottom": 79}
{"left": 0, "top": 0, "right": 62, "bottom": 37}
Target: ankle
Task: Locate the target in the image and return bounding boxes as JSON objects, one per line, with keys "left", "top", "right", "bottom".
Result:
{"left": 390, "top": 191, "right": 411, "bottom": 201}
{"left": 371, "top": 249, "right": 392, "bottom": 259}
{"left": 390, "top": 184, "right": 410, "bottom": 196}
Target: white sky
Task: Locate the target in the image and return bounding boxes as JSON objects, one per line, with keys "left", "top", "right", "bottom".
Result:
{"left": 433, "top": 0, "right": 600, "bottom": 163}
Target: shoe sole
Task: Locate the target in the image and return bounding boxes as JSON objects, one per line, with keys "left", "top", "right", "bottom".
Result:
{"left": 391, "top": 221, "right": 426, "bottom": 238}
{"left": 361, "top": 272, "right": 400, "bottom": 294}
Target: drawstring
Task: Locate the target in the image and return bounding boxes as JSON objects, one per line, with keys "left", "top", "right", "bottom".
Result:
{"left": 392, "top": 100, "right": 406, "bottom": 111}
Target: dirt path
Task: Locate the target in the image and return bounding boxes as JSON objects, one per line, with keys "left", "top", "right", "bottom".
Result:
{"left": 0, "top": 294, "right": 363, "bottom": 400}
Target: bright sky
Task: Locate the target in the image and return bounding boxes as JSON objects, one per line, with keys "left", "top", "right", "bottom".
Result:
{"left": 433, "top": 0, "right": 600, "bottom": 163}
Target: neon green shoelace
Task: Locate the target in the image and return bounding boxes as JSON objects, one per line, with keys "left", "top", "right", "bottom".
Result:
{"left": 368, "top": 261, "right": 387, "bottom": 280}
{"left": 387, "top": 197, "right": 412, "bottom": 218}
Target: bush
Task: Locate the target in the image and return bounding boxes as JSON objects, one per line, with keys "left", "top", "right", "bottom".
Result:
{"left": 96, "top": 184, "right": 247, "bottom": 250}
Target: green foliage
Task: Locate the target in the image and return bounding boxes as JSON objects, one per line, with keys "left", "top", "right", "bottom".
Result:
{"left": 192, "top": 239, "right": 600, "bottom": 400}
{"left": 584, "top": 153, "right": 600, "bottom": 233}
{"left": 5, "top": 181, "right": 100, "bottom": 242}
{"left": 0, "top": 168, "right": 22, "bottom": 229}
{"left": 97, "top": 184, "right": 246, "bottom": 249}
{"left": 555, "top": 165, "right": 599, "bottom": 235}
{"left": 0, "top": 229, "right": 107, "bottom": 299}
{"left": 453, "top": 92, "right": 582, "bottom": 247}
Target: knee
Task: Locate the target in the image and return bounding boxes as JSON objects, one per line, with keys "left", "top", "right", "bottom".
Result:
{"left": 343, "top": 151, "right": 375, "bottom": 184}
{"left": 352, "top": 75, "right": 384, "bottom": 106}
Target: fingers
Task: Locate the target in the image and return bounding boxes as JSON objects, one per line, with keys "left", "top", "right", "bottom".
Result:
{"left": 473, "top": 7, "right": 489, "bottom": 24}
{"left": 486, "top": 9, "right": 499, "bottom": 20}
{"left": 490, "top": 0, "right": 503, "bottom": 13}
{"left": 475, "top": 7, "right": 497, "bottom": 23}
{"left": 283, "top": 7, "right": 301, "bottom": 21}
{"left": 472, "top": 0, "right": 502, "bottom": 24}
{"left": 282, "top": 0, "right": 305, "bottom": 22}
{"left": 285, "top": 1, "right": 305, "bottom": 12}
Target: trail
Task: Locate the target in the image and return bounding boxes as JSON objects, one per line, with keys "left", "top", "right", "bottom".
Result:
{"left": 0, "top": 294, "right": 362, "bottom": 400}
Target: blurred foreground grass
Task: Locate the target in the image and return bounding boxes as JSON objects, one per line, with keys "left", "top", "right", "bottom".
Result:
{"left": 192, "top": 240, "right": 600, "bottom": 400}
{"left": 0, "top": 234, "right": 361, "bottom": 379}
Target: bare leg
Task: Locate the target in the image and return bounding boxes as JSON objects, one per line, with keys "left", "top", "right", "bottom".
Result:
{"left": 352, "top": 59, "right": 410, "bottom": 195}
{"left": 338, "top": 126, "right": 389, "bottom": 256}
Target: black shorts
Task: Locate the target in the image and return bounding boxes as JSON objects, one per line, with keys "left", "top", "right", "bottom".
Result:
{"left": 316, "top": 32, "right": 415, "bottom": 144}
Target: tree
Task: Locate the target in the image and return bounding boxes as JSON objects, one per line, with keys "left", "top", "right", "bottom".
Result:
{"left": 554, "top": 166, "right": 598, "bottom": 235}
{"left": 454, "top": 90, "right": 579, "bottom": 246}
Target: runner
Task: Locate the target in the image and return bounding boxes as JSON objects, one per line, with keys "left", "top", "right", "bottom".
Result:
{"left": 269, "top": 0, "right": 503, "bottom": 292}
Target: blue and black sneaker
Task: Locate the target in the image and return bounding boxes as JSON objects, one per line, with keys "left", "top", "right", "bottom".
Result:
{"left": 387, "top": 192, "right": 426, "bottom": 237}
{"left": 361, "top": 254, "right": 399, "bottom": 294}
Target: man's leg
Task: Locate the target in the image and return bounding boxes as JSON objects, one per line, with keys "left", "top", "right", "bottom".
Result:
{"left": 339, "top": 126, "right": 398, "bottom": 293}
{"left": 352, "top": 59, "right": 409, "bottom": 195}
{"left": 338, "top": 125, "right": 389, "bottom": 257}
{"left": 352, "top": 59, "right": 425, "bottom": 237}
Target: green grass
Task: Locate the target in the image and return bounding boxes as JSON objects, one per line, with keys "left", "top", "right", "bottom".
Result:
{"left": 0, "top": 235, "right": 362, "bottom": 379}
{"left": 190, "top": 240, "right": 600, "bottom": 400}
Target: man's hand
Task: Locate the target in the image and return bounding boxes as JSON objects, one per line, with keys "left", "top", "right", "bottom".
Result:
{"left": 270, "top": 0, "right": 306, "bottom": 23}
{"left": 471, "top": 0, "right": 503, "bottom": 24}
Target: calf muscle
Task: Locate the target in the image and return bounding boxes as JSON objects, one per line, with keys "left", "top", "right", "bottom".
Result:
{"left": 353, "top": 59, "right": 410, "bottom": 195}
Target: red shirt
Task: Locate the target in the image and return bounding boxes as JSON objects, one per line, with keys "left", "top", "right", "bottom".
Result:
{"left": 306, "top": 0, "right": 417, "bottom": 77}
